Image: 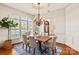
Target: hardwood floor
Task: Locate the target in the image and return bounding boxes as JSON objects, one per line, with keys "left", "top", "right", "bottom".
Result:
{"left": 0, "top": 48, "right": 17, "bottom": 55}
{"left": 0, "top": 42, "right": 79, "bottom": 55}
{"left": 57, "top": 43, "right": 79, "bottom": 55}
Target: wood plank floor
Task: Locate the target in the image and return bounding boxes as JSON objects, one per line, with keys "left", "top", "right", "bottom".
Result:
{"left": 0, "top": 42, "right": 79, "bottom": 55}
{"left": 57, "top": 43, "right": 79, "bottom": 55}
{"left": 0, "top": 48, "right": 17, "bottom": 55}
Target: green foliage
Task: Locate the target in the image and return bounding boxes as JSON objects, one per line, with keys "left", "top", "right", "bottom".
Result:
{"left": 0, "top": 17, "right": 18, "bottom": 28}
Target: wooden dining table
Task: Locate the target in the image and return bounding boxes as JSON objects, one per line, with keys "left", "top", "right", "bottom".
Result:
{"left": 35, "top": 36, "right": 52, "bottom": 54}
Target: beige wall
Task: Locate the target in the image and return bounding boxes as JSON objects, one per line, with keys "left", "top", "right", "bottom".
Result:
{"left": 0, "top": 28, "right": 8, "bottom": 47}
{"left": 49, "top": 4, "right": 79, "bottom": 52}
{"left": 65, "top": 4, "right": 79, "bottom": 51}
{"left": 48, "top": 9, "right": 65, "bottom": 43}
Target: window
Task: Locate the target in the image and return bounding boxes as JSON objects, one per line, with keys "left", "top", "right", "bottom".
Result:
{"left": 27, "top": 18, "right": 33, "bottom": 35}
{"left": 10, "top": 16, "right": 33, "bottom": 40}
{"left": 20, "top": 17, "right": 27, "bottom": 38}
{"left": 10, "top": 16, "right": 20, "bottom": 39}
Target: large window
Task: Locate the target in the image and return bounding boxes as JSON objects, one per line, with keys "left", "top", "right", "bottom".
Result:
{"left": 10, "top": 16, "right": 20, "bottom": 39}
{"left": 10, "top": 16, "right": 33, "bottom": 40}
{"left": 27, "top": 18, "right": 33, "bottom": 35}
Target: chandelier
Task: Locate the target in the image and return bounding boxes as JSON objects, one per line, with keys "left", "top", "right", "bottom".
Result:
{"left": 33, "top": 3, "right": 43, "bottom": 26}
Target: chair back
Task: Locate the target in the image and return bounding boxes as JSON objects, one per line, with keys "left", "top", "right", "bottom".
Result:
{"left": 29, "top": 36, "right": 37, "bottom": 48}
{"left": 22, "top": 35, "right": 28, "bottom": 44}
{"left": 47, "top": 37, "right": 56, "bottom": 48}
{"left": 52, "top": 37, "right": 56, "bottom": 48}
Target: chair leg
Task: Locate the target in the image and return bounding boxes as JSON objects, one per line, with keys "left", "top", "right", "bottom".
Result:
{"left": 29, "top": 46, "right": 31, "bottom": 53}
{"left": 55, "top": 48, "right": 56, "bottom": 53}
{"left": 26, "top": 45, "right": 27, "bottom": 51}
{"left": 53, "top": 50, "right": 55, "bottom": 55}
{"left": 52, "top": 49, "right": 56, "bottom": 55}
{"left": 52, "top": 50, "right": 54, "bottom": 55}
{"left": 44, "top": 47, "right": 48, "bottom": 53}
{"left": 33, "top": 48, "right": 36, "bottom": 55}
{"left": 22, "top": 44, "right": 24, "bottom": 49}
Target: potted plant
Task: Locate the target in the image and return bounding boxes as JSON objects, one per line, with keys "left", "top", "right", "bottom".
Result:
{"left": 0, "top": 17, "right": 18, "bottom": 49}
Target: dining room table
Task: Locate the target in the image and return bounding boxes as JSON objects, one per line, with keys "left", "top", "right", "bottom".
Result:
{"left": 34, "top": 36, "right": 52, "bottom": 54}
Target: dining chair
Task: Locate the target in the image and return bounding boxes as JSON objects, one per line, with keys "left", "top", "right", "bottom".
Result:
{"left": 22, "top": 35, "right": 29, "bottom": 51}
{"left": 29, "top": 36, "right": 38, "bottom": 55}
{"left": 44, "top": 36, "right": 57, "bottom": 55}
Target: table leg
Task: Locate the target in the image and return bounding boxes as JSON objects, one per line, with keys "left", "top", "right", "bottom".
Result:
{"left": 38, "top": 41, "right": 43, "bottom": 54}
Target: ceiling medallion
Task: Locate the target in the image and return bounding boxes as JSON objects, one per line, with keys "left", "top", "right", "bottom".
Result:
{"left": 32, "top": 3, "right": 48, "bottom": 9}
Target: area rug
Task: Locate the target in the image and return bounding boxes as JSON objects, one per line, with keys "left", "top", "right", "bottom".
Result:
{"left": 14, "top": 44, "right": 62, "bottom": 55}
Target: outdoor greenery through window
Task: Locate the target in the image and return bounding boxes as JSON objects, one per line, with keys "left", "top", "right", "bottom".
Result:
{"left": 9, "top": 16, "right": 33, "bottom": 40}
{"left": 0, "top": 16, "right": 39, "bottom": 40}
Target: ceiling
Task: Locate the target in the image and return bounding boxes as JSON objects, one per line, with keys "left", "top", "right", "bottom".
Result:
{"left": 3, "top": 3, "right": 68, "bottom": 16}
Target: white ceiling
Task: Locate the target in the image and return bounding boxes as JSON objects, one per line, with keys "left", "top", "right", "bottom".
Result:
{"left": 3, "top": 3, "right": 68, "bottom": 16}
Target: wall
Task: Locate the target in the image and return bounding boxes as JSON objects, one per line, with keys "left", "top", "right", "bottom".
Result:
{"left": 0, "top": 28, "right": 8, "bottom": 47}
{"left": 49, "top": 9, "right": 65, "bottom": 43}
{"left": 65, "top": 4, "right": 79, "bottom": 51}
{"left": 49, "top": 4, "right": 79, "bottom": 52}
{"left": 50, "top": 4, "right": 79, "bottom": 51}
{"left": 0, "top": 4, "right": 33, "bottom": 46}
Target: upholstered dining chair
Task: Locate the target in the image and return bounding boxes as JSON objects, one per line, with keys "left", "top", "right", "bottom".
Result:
{"left": 29, "top": 36, "right": 38, "bottom": 55}
{"left": 44, "top": 36, "right": 57, "bottom": 55}
{"left": 22, "top": 35, "right": 29, "bottom": 51}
